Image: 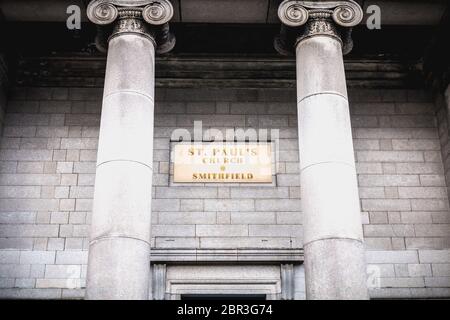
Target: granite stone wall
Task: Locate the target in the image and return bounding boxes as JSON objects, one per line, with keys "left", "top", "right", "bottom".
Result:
{"left": 0, "top": 86, "right": 449, "bottom": 299}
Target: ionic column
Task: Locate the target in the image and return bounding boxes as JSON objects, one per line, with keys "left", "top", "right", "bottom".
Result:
{"left": 277, "top": 1, "right": 369, "bottom": 299}
{"left": 85, "top": 0, "right": 174, "bottom": 300}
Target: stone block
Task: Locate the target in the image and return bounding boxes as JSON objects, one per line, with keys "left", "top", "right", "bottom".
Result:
{"left": 60, "top": 174, "right": 78, "bottom": 186}
{"left": 419, "top": 175, "right": 446, "bottom": 186}
{"left": 50, "top": 212, "right": 69, "bottom": 224}
{"left": 75, "top": 199, "right": 92, "bottom": 211}
{"left": 400, "top": 212, "right": 432, "bottom": 224}
{"left": 0, "top": 186, "right": 41, "bottom": 198}
{"left": 229, "top": 187, "right": 289, "bottom": 199}
{"left": 14, "top": 278, "right": 35, "bottom": 289}
{"left": 69, "top": 212, "right": 86, "bottom": 224}
{"left": 0, "top": 238, "right": 34, "bottom": 250}
{"left": 395, "top": 163, "right": 444, "bottom": 174}
{"left": 3, "top": 126, "right": 37, "bottom": 138}
{"left": 230, "top": 212, "right": 275, "bottom": 224}
{"left": 432, "top": 264, "right": 450, "bottom": 276}
{"left": 158, "top": 212, "right": 216, "bottom": 225}
{"left": 59, "top": 199, "right": 75, "bottom": 211}
{"left": 196, "top": 225, "right": 248, "bottom": 237}
{"left": 199, "top": 237, "right": 292, "bottom": 249}
{"left": 392, "top": 139, "right": 440, "bottom": 151}
{"left": 0, "top": 251, "right": 20, "bottom": 263}
{"left": 361, "top": 199, "right": 411, "bottom": 211}
{"left": 36, "top": 278, "right": 84, "bottom": 289}
{"left": 204, "top": 199, "right": 254, "bottom": 212}
{"left": 276, "top": 212, "right": 302, "bottom": 225}
{"left": 152, "top": 225, "right": 195, "bottom": 237}
{"left": 424, "top": 277, "right": 450, "bottom": 287}
{"left": 45, "top": 265, "right": 81, "bottom": 278}
{"left": 0, "top": 149, "right": 53, "bottom": 161}
{"left": 155, "top": 187, "right": 217, "bottom": 199}
{"left": 47, "top": 238, "right": 65, "bottom": 251}
{"left": 0, "top": 288, "right": 62, "bottom": 299}
{"left": 79, "top": 150, "right": 97, "bottom": 161}
{"left": 16, "top": 162, "right": 44, "bottom": 174}
{"left": 20, "top": 138, "right": 49, "bottom": 149}
{"left": 356, "top": 151, "right": 424, "bottom": 162}
{"left": 366, "top": 250, "right": 419, "bottom": 263}
{"left": 380, "top": 277, "right": 425, "bottom": 288}
{"left": 408, "top": 264, "right": 432, "bottom": 277}
{"left": 55, "top": 251, "right": 88, "bottom": 265}
{"left": 56, "top": 162, "right": 73, "bottom": 173}
{"left": 249, "top": 225, "right": 302, "bottom": 238}
{"left": 276, "top": 174, "right": 300, "bottom": 187}
{"left": 358, "top": 187, "right": 384, "bottom": 198}
{"left": 411, "top": 200, "right": 449, "bottom": 211}
{"left": 154, "top": 237, "right": 199, "bottom": 248}
{"left": 419, "top": 250, "right": 450, "bottom": 263}
{"left": 254, "top": 199, "right": 301, "bottom": 212}
{"left": 0, "top": 264, "right": 31, "bottom": 278}
{"left": 65, "top": 238, "right": 84, "bottom": 250}
{"left": 364, "top": 238, "right": 392, "bottom": 250}
{"left": 0, "top": 225, "right": 59, "bottom": 237}
{"left": 358, "top": 175, "right": 420, "bottom": 187}
{"left": 20, "top": 251, "right": 55, "bottom": 264}
{"left": 356, "top": 163, "right": 383, "bottom": 174}
{"left": 398, "top": 187, "right": 447, "bottom": 199}
{"left": 73, "top": 162, "right": 96, "bottom": 174}
{"left": 151, "top": 199, "right": 180, "bottom": 212}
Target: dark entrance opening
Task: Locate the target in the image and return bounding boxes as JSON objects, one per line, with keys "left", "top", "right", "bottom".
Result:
{"left": 181, "top": 294, "right": 267, "bottom": 300}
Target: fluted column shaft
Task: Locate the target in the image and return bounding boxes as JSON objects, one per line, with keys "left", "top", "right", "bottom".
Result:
{"left": 278, "top": 0, "right": 369, "bottom": 300}
{"left": 85, "top": 0, "right": 174, "bottom": 300}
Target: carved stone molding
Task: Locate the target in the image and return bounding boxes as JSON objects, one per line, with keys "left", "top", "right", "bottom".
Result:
{"left": 150, "top": 248, "right": 304, "bottom": 263}
{"left": 299, "top": 12, "right": 342, "bottom": 44}
{"left": 280, "top": 264, "right": 295, "bottom": 300}
{"left": 16, "top": 55, "right": 420, "bottom": 89}
{"left": 275, "top": 0, "right": 363, "bottom": 55}
{"left": 142, "top": 1, "right": 174, "bottom": 25}
{"left": 152, "top": 264, "right": 167, "bottom": 300}
{"left": 86, "top": 0, "right": 175, "bottom": 53}
{"left": 110, "top": 8, "right": 154, "bottom": 42}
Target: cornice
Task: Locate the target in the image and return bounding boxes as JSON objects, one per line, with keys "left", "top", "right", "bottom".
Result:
{"left": 150, "top": 248, "right": 304, "bottom": 263}
{"left": 14, "top": 55, "right": 423, "bottom": 89}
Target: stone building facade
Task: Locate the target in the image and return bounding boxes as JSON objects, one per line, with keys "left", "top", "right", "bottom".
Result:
{"left": 0, "top": 0, "right": 449, "bottom": 300}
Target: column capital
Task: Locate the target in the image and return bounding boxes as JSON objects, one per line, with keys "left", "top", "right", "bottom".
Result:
{"left": 87, "top": 0, "right": 174, "bottom": 26}
{"left": 275, "top": 0, "right": 363, "bottom": 55}
{"left": 87, "top": 0, "right": 175, "bottom": 53}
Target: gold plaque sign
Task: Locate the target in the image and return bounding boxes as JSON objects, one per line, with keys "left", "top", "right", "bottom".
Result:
{"left": 173, "top": 143, "right": 273, "bottom": 183}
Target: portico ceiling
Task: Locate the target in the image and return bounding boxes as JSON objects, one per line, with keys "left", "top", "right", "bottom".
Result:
{"left": 1, "top": 0, "right": 448, "bottom": 89}
{"left": 0, "top": 0, "right": 447, "bottom": 26}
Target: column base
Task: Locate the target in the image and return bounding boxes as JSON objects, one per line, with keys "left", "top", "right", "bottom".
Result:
{"left": 85, "top": 237, "right": 150, "bottom": 300}
{"left": 304, "top": 238, "right": 369, "bottom": 300}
